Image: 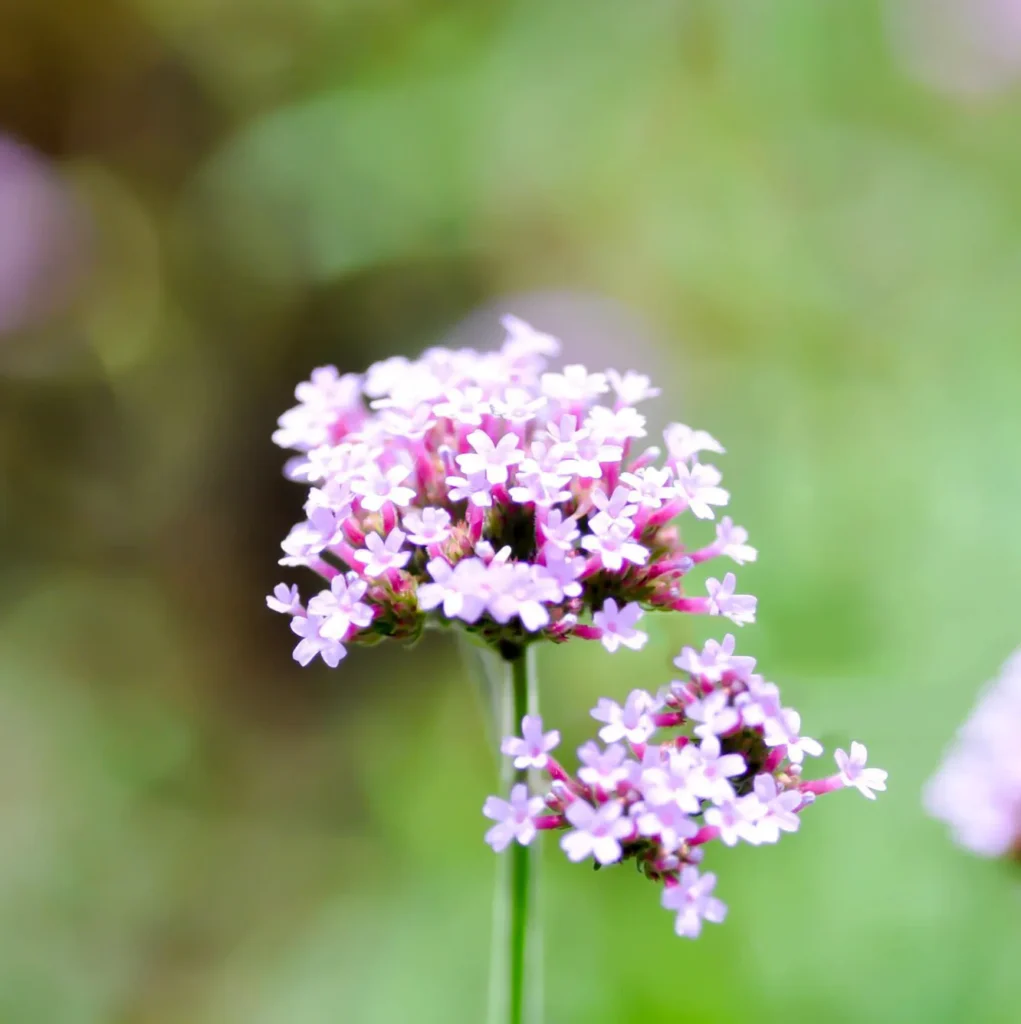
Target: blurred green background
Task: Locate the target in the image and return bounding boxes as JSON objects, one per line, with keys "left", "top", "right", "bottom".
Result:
{"left": 3, "top": 1, "right": 1021, "bottom": 1021}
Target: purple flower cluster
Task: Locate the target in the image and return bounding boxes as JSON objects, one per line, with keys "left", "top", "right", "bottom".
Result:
{"left": 925, "top": 649, "right": 1021, "bottom": 858}
{"left": 268, "top": 316, "right": 757, "bottom": 665}
{"left": 484, "top": 635, "right": 887, "bottom": 938}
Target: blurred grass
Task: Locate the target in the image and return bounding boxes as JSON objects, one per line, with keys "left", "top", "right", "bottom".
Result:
{"left": 3, "top": 0, "right": 1021, "bottom": 1021}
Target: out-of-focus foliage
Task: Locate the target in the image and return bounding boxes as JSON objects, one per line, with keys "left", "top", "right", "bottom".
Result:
{"left": 2, "top": 1, "right": 1021, "bottom": 1021}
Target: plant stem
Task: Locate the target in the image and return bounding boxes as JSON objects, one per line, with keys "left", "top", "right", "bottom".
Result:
{"left": 488, "top": 646, "right": 542, "bottom": 1024}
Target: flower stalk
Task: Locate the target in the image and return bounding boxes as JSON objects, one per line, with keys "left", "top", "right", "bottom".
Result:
{"left": 488, "top": 646, "right": 542, "bottom": 1024}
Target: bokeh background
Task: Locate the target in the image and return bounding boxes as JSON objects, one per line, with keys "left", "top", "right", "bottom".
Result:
{"left": 3, "top": 1, "right": 1021, "bottom": 1021}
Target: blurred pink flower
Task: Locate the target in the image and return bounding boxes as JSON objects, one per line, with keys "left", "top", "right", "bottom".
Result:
{"left": 888, "top": 0, "right": 1021, "bottom": 96}
{"left": 0, "top": 136, "right": 84, "bottom": 336}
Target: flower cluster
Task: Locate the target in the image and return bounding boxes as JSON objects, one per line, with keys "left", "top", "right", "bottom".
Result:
{"left": 484, "top": 635, "right": 887, "bottom": 938}
{"left": 925, "top": 648, "right": 1021, "bottom": 858}
{"left": 268, "top": 315, "right": 757, "bottom": 665}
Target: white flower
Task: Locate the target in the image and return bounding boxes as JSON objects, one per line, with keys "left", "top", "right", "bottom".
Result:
{"left": 835, "top": 742, "right": 888, "bottom": 800}
{"left": 560, "top": 800, "right": 633, "bottom": 865}
{"left": 592, "top": 599, "right": 647, "bottom": 653}
{"left": 591, "top": 689, "right": 660, "bottom": 744}
{"left": 483, "top": 784, "right": 546, "bottom": 852}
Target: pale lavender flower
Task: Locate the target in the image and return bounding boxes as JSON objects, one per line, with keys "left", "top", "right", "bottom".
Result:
{"left": 541, "top": 364, "right": 609, "bottom": 404}
{"left": 446, "top": 470, "right": 495, "bottom": 507}
{"left": 587, "top": 485, "right": 639, "bottom": 535}
{"left": 351, "top": 464, "right": 417, "bottom": 511}
{"left": 753, "top": 774, "right": 803, "bottom": 843}
{"left": 690, "top": 736, "right": 746, "bottom": 805}
{"left": 355, "top": 529, "right": 411, "bottom": 577}
{"left": 307, "top": 573, "right": 375, "bottom": 639}
{"left": 560, "top": 799, "right": 633, "bottom": 865}
{"left": 488, "top": 563, "right": 563, "bottom": 631}
{"left": 674, "top": 463, "right": 729, "bottom": 520}
{"left": 434, "top": 386, "right": 490, "bottom": 426}
{"left": 607, "top": 369, "right": 661, "bottom": 405}
{"left": 501, "top": 714, "right": 561, "bottom": 770}
{"left": 835, "top": 743, "right": 888, "bottom": 800}
{"left": 635, "top": 799, "right": 699, "bottom": 851}
{"left": 619, "top": 467, "right": 674, "bottom": 509}
{"left": 765, "top": 709, "right": 823, "bottom": 764}
{"left": 686, "top": 689, "right": 741, "bottom": 739}
{"left": 674, "top": 634, "right": 757, "bottom": 683}
{"left": 456, "top": 430, "right": 524, "bottom": 485}
{"left": 592, "top": 689, "right": 660, "bottom": 745}
{"left": 586, "top": 404, "right": 647, "bottom": 441}
{"left": 705, "top": 573, "right": 757, "bottom": 626}
{"left": 581, "top": 526, "right": 649, "bottom": 572}
{"left": 267, "top": 583, "right": 302, "bottom": 615}
{"left": 663, "top": 423, "right": 726, "bottom": 464}
{"left": 491, "top": 386, "right": 546, "bottom": 424}
{"left": 714, "top": 517, "right": 757, "bottom": 565}
{"left": 705, "top": 796, "right": 766, "bottom": 847}
{"left": 592, "top": 599, "right": 647, "bottom": 653}
{"left": 402, "top": 507, "right": 452, "bottom": 546}
{"left": 577, "top": 741, "right": 631, "bottom": 789}
{"left": 661, "top": 867, "right": 727, "bottom": 939}
{"left": 290, "top": 614, "right": 347, "bottom": 668}
{"left": 540, "top": 509, "right": 581, "bottom": 552}
{"left": 483, "top": 784, "right": 546, "bottom": 852}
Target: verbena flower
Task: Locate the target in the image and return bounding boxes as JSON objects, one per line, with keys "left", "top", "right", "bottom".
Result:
{"left": 483, "top": 635, "right": 887, "bottom": 937}
{"left": 269, "top": 316, "right": 758, "bottom": 665}
{"left": 924, "top": 649, "right": 1021, "bottom": 857}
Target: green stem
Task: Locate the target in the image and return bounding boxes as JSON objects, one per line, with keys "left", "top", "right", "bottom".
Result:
{"left": 487, "top": 646, "right": 542, "bottom": 1024}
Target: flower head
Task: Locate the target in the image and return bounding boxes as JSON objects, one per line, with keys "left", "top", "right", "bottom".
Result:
{"left": 483, "top": 637, "right": 885, "bottom": 937}
{"left": 270, "top": 315, "right": 758, "bottom": 663}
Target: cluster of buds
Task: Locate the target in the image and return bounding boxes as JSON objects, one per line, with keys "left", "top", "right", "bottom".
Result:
{"left": 268, "top": 315, "right": 757, "bottom": 664}
{"left": 925, "top": 649, "right": 1021, "bottom": 858}
{"left": 485, "top": 634, "right": 888, "bottom": 937}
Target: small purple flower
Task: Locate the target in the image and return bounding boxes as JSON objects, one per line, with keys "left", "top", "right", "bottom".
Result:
{"left": 607, "top": 369, "right": 660, "bottom": 405}
{"left": 541, "top": 364, "right": 609, "bottom": 404}
{"left": 488, "top": 563, "right": 562, "bottom": 632}
{"left": 560, "top": 799, "right": 633, "bottom": 865}
{"left": 674, "top": 462, "right": 729, "bottom": 520}
{"left": 446, "top": 470, "right": 495, "bottom": 507}
{"left": 306, "top": 572, "right": 375, "bottom": 640}
{"left": 456, "top": 430, "right": 524, "bottom": 485}
{"left": 350, "top": 464, "right": 417, "bottom": 511}
{"left": 661, "top": 866, "right": 727, "bottom": 939}
{"left": 483, "top": 784, "right": 546, "bottom": 852}
{"left": 753, "top": 774, "right": 803, "bottom": 842}
{"left": 354, "top": 528, "right": 411, "bottom": 577}
{"left": 674, "top": 634, "right": 756, "bottom": 683}
{"left": 690, "top": 736, "right": 746, "bottom": 805}
{"left": 591, "top": 599, "right": 647, "bottom": 653}
{"left": 580, "top": 527, "right": 649, "bottom": 572}
{"left": 765, "top": 709, "right": 822, "bottom": 764}
{"left": 635, "top": 800, "right": 698, "bottom": 852}
{"left": 591, "top": 689, "right": 660, "bottom": 745}
{"left": 539, "top": 550, "right": 585, "bottom": 598}
{"left": 587, "top": 485, "right": 639, "bottom": 535}
{"left": 705, "top": 573, "right": 757, "bottom": 626}
{"left": 577, "top": 741, "right": 631, "bottom": 789}
{"left": 619, "top": 466, "right": 674, "bottom": 509}
{"left": 686, "top": 689, "right": 741, "bottom": 740}
{"left": 267, "top": 583, "right": 302, "bottom": 615}
{"left": 434, "top": 386, "right": 490, "bottom": 426}
{"left": 290, "top": 614, "right": 347, "bottom": 668}
{"left": 663, "top": 423, "right": 725, "bottom": 464}
{"left": 714, "top": 517, "right": 757, "bottom": 565}
{"left": 402, "top": 507, "right": 452, "bottom": 545}
{"left": 704, "top": 796, "right": 766, "bottom": 847}
{"left": 835, "top": 742, "right": 888, "bottom": 800}
{"left": 501, "top": 715, "right": 561, "bottom": 770}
